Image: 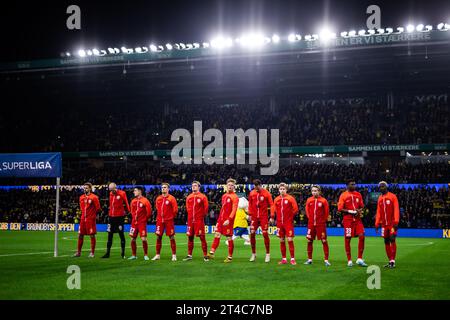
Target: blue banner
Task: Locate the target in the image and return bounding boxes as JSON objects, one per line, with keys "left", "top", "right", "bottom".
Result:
{"left": 0, "top": 153, "right": 62, "bottom": 178}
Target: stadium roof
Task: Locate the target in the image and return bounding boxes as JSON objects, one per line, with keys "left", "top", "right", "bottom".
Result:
{"left": 1, "top": 29, "right": 450, "bottom": 104}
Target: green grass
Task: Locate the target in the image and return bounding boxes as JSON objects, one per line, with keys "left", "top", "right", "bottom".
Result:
{"left": 0, "top": 231, "right": 449, "bottom": 300}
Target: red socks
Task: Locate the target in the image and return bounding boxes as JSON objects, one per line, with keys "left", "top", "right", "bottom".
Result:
{"left": 250, "top": 233, "right": 270, "bottom": 254}
{"left": 345, "top": 237, "right": 352, "bottom": 261}
{"left": 280, "top": 241, "right": 287, "bottom": 259}
{"left": 156, "top": 237, "right": 162, "bottom": 255}
{"left": 210, "top": 237, "right": 220, "bottom": 253}
{"left": 288, "top": 240, "right": 295, "bottom": 259}
{"left": 391, "top": 241, "right": 397, "bottom": 261}
{"left": 263, "top": 232, "right": 270, "bottom": 254}
{"left": 131, "top": 239, "right": 137, "bottom": 256}
{"left": 385, "top": 243, "right": 391, "bottom": 260}
{"left": 170, "top": 238, "right": 176, "bottom": 255}
{"left": 142, "top": 240, "right": 148, "bottom": 256}
{"left": 358, "top": 236, "right": 365, "bottom": 259}
{"left": 188, "top": 236, "right": 194, "bottom": 256}
{"left": 250, "top": 234, "right": 256, "bottom": 254}
{"left": 200, "top": 235, "right": 208, "bottom": 256}
{"left": 90, "top": 237, "right": 96, "bottom": 254}
{"left": 323, "top": 241, "right": 329, "bottom": 261}
{"left": 227, "top": 239, "right": 234, "bottom": 258}
{"left": 77, "top": 236, "right": 83, "bottom": 254}
{"left": 307, "top": 241, "right": 313, "bottom": 259}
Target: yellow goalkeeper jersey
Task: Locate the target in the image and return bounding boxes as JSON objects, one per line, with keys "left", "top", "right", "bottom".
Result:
{"left": 234, "top": 208, "right": 248, "bottom": 228}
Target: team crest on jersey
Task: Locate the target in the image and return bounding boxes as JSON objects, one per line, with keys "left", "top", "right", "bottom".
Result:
{"left": 88, "top": 199, "right": 92, "bottom": 204}
{"left": 356, "top": 198, "right": 359, "bottom": 203}
{"left": 260, "top": 196, "right": 264, "bottom": 201}
{"left": 386, "top": 200, "right": 391, "bottom": 204}
{"left": 165, "top": 200, "right": 170, "bottom": 205}
{"left": 284, "top": 200, "right": 288, "bottom": 204}
{"left": 318, "top": 202, "right": 323, "bottom": 207}
{"left": 139, "top": 203, "right": 143, "bottom": 207}
{"left": 116, "top": 196, "right": 121, "bottom": 200}
{"left": 197, "top": 198, "right": 201, "bottom": 203}
{"left": 227, "top": 198, "right": 231, "bottom": 203}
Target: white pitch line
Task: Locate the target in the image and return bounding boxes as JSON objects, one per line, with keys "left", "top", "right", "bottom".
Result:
{"left": 0, "top": 251, "right": 54, "bottom": 257}
{"left": 0, "top": 242, "right": 189, "bottom": 258}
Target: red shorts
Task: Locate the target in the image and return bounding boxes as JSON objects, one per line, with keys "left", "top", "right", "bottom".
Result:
{"left": 215, "top": 218, "right": 235, "bottom": 237}
{"left": 155, "top": 220, "right": 175, "bottom": 237}
{"left": 306, "top": 225, "right": 327, "bottom": 241}
{"left": 187, "top": 220, "right": 206, "bottom": 237}
{"left": 78, "top": 219, "right": 96, "bottom": 235}
{"left": 277, "top": 222, "right": 295, "bottom": 238}
{"left": 343, "top": 219, "right": 365, "bottom": 238}
{"left": 250, "top": 217, "right": 269, "bottom": 233}
{"left": 381, "top": 225, "right": 397, "bottom": 239}
{"left": 129, "top": 223, "right": 147, "bottom": 238}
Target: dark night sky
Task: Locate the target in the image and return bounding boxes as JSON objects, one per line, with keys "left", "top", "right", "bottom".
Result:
{"left": 1, "top": 0, "right": 450, "bottom": 61}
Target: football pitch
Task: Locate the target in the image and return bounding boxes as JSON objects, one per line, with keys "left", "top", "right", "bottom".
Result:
{"left": 0, "top": 231, "right": 449, "bottom": 300}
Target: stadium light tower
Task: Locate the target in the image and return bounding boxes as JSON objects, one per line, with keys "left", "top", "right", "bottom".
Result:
{"left": 319, "top": 27, "right": 336, "bottom": 44}
{"left": 272, "top": 34, "right": 280, "bottom": 43}
{"left": 238, "top": 33, "right": 266, "bottom": 49}
{"left": 210, "top": 36, "right": 232, "bottom": 49}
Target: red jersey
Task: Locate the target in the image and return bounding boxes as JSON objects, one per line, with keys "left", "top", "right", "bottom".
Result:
{"left": 155, "top": 194, "right": 178, "bottom": 222}
{"left": 109, "top": 189, "right": 130, "bottom": 217}
{"left": 338, "top": 190, "right": 364, "bottom": 222}
{"left": 79, "top": 193, "right": 101, "bottom": 221}
{"left": 305, "top": 196, "right": 329, "bottom": 226}
{"left": 130, "top": 196, "right": 152, "bottom": 225}
{"left": 375, "top": 192, "right": 400, "bottom": 227}
{"left": 218, "top": 192, "right": 239, "bottom": 222}
{"left": 271, "top": 194, "right": 299, "bottom": 225}
{"left": 248, "top": 188, "right": 273, "bottom": 220}
{"left": 186, "top": 192, "right": 209, "bottom": 223}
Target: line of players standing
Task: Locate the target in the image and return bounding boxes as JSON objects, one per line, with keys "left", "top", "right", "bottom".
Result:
{"left": 74, "top": 178, "right": 400, "bottom": 268}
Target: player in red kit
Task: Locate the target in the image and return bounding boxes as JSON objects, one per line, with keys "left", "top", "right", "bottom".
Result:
{"left": 74, "top": 182, "right": 101, "bottom": 258}
{"left": 102, "top": 182, "right": 130, "bottom": 259}
{"left": 248, "top": 179, "right": 273, "bottom": 263}
{"left": 128, "top": 186, "right": 152, "bottom": 260}
{"left": 183, "top": 181, "right": 209, "bottom": 262}
{"left": 271, "top": 183, "right": 299, "bottom": 265}
{"left": 338, "top": 179, "right": 368, "bottom": 267}
{"left": 208, "top": 178, "right": 239, "bottom": 263}
{"left": 375, "top": 181, "right": 400, "bottom": 268}
{"left": 304, "top": 185, "right": 331, "bottom": 266}
{"left": 152, "top": 183, "right": 178, "bottom": 261}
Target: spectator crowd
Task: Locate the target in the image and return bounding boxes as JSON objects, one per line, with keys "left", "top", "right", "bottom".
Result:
{"left": 1, "top": 95, "right": 448, "bottom": 153}
{"left": 1, "top": 184, "right": 448, "bottom": 229}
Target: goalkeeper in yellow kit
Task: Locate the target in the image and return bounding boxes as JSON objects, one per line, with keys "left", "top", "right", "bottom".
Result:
{"left": 226, "top": 197, "right": 251, "bottom": 246}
